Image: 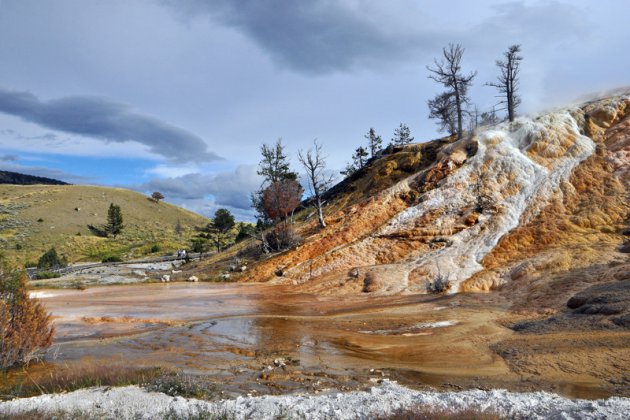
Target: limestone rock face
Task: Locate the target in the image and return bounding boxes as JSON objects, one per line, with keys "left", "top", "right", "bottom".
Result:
{"left": 246, "top": 94, "right": 630, "bottom": 297}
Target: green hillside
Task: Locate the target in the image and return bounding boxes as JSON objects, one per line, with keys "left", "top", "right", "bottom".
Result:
{"left": 0, "top": 184, "right": 210, "bottom": 266}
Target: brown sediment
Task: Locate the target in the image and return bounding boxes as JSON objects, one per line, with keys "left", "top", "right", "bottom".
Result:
{"left": 17, "top": 280, "right": 629, "bottom": 399}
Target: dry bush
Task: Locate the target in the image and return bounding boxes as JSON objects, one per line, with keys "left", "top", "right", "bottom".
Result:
{"left": 0, "top": 267, "right": 54, "bottom": 371}
{"left": 0, "top": 364, "right": 169, "bottom": 400}
{"left": 265, "top": 223, "right": 302, "bottom": 251}
{"left": 363, "top": 271, "right": 379, "bottom": 293}
{"left": 426, "top": 273, "right": 451, "bottom": 294}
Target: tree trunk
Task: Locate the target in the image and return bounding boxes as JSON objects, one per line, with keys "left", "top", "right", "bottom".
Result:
{"left": 454, "top": 87, "right": 463, "bottom": 139}
{"left": 316, "top": 197, "right": 326, "bottom": 228}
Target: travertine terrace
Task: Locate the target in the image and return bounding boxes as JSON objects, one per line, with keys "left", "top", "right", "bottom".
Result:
{"left": 244, "top": 94, "right": 629, "bottom": 298}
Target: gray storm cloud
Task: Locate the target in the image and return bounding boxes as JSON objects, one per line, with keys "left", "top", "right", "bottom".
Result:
{"left": 0, "top": 88, "right": 220, "bottom": 163}
{"left": 162, "top": 0, "right": 433, "bottom": 73}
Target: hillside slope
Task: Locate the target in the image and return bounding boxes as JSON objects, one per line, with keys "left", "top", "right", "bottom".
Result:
{"left": 240, "top": 94, "right": 629, "bottom": 300}
{"left": 0, "top": 184, "right": 209, "bottom": 265}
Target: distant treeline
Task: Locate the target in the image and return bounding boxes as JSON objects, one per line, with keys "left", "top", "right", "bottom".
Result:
{"left": 0, "top": 170, "right": 68, "bottom": 186}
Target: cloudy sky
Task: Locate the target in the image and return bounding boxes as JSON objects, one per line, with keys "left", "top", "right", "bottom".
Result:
{"left": 0, "top": 0, "right": 628, "bottom": 220}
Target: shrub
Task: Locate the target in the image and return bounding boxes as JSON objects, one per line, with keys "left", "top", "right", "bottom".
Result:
{"left": 35, "top": 271, "right": 60, "bottom": 280}
{"left": 191, "top": 238, "right": 207, "bottom": 253}
{"left": 363, "top": 271, "right": 379, "bottom": 293}
{"left": 150, "top": 244, "right": 161, "bottom": 253}
{"left": 426, "top": 273, "right": 451, "bottom": 294}
{"left": 15, "top": 244, "right": 22, "bottom": 250}
{"left": 1, "top": 266, "right": 55, "bottom": 370}
{"left": 36, "top": 218, "right": 43, "bottom": 223}
{"left": 37, "top": 247, "right": 67, "bottom": 270}
{"left": 145, "top": 372, "right": 217, "bottom": 399}
{"left": 87, "top": 224, "right": 108, "bottom": 238}
{"left": 101, "top": 255, "right": 122, "bottom": 263}
{"left": 265, "top": 224, "right": 301, "bottom": 251}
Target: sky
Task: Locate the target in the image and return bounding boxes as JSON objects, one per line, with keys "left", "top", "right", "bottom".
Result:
{"left": 0, "top": 0, "right": 628, "bottom": 220}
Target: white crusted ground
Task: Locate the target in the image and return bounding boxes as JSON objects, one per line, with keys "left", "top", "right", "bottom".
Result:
{"left": 1, "top": 381, "right": 628, "bottom": 419}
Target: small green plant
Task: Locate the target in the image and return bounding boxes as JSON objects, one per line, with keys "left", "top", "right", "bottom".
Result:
{"left": 150, "top": 244, "right": 161, "bottom": 253}
{"left": 15, "top": 244, "right": 22, "bottom": 250}
{"left": 36, "top": 271, "right": 61, "bottom": 280}
{"left": 101, "top": 255, "right": 122, "bottom": 263}
{"left": 37, "top": 218, "right": 43, "bottom": 223}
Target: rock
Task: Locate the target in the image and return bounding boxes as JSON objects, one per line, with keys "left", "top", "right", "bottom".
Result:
{"left": 188, "top": 276, "right": 199, "bottom": 282}
{"left": 240, "top": 266, "right": 247, "bottom": 272}
{"left": 363, "top": 272, "right": 379, "bottom": 293}
{"left": 619, "top": 241, "right": 630, "bottom": 253}
{"left": 348, "top": 268, "right": 360, "bottom": 278}
{"left": 161, "top": 274, "right": 170, "bottom": 283}
{"left": 275, "top": 268, "right": 284, "bottom": 277}
{"left": 172, "top": 270, "right": 182, "bottom": 274}
{"left": 510, "top": 262, "right": 535, "bottom": 281}
{"left": 229, "top": 264, "right": 237, "bottom": 272}
{"left": 566, "top": 280, "right": 630, "bottom": 327}
{"left": 220, "top": 273, "right": 231, "bottom": 281}
{"left": 462, "top": 212, "right": 479, "bottom": 227}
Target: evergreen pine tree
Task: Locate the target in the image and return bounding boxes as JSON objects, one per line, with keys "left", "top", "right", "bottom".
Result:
{"left": 365, "top": 128, "right": 382, "bottom": 157}
{"left": 391, "top": 123, "right": 414, "bottom": 146}
{"left": 106, "top": 203, "right": 124, "bottom": 237}
{"left": 352, "top": 146, "right": 369, "bottom": 169}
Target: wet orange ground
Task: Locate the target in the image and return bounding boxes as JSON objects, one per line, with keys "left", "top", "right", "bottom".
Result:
{"left": 16, "top": 282, "right": 630, "bottom": 399}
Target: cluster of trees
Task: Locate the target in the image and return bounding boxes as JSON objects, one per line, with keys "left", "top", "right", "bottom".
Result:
{"left": 193, "top": 208, "right": 236, "bottom": 253}
{"left": 427, "top": 43, "right": 523, "bottom": 139}
{"left": 251, "top": 139, "right": 304, "bottom": 252}
{"left": 341, "top": 124, "right": 415, "bottom": 177}
{"left": 337, "top": 44, "right": 523, "bottom": 174}
{"left": 248, "top": 138, "right": 336, "bottom": 252}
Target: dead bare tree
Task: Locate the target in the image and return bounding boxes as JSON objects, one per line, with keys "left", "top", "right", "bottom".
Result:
{"left": 487, "top": 44, "right": 522, "bottom": 122}
{"left": 298, "top": 140, "right": 334, "bottom": 228}
{"left": 427, "top": 44, "right": 477, "bottom": 139}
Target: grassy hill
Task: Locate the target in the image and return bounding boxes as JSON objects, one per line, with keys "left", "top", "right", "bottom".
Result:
{"left": 0, "top": 184, "right": 210, "bottom": 266}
